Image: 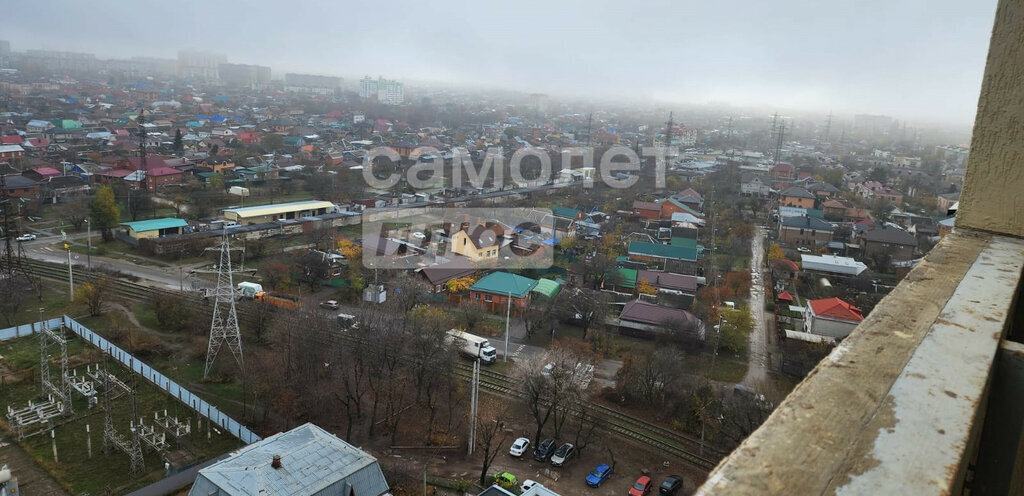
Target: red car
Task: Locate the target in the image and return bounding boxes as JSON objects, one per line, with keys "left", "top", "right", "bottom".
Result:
{"left": 629, "top": 476, "right": 653, "bottom": 496}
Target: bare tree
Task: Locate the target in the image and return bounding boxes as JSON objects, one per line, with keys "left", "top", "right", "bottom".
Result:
{"left": 616, "top": 349, "right": 685, "bottom": 406}
{"left": 521, "top": 292, "right": 557, "bottom": 340}
{"left": 476, "top": 399, "right": 511, "bottom": 486}
{"left": 0, "top": 275, "right": 29, "bottom": 325}
{"left": 457, "top": 301, "right": 489, "bottom": 334}
{"left": 561, "top": 288, "right": 609, "bottom": 339}
{"left": 304, "top": 220, "right": 334, "bottom": 251}
{"left": 58, "top": 197, "right": 90, "bottom": 231}
{"left": 516, "top": 341, "right": 597, "bottom": 443}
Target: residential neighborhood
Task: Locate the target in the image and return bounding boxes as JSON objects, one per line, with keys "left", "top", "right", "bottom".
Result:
{"left": 0, "top": 4, "right": 999, "bottom": 495}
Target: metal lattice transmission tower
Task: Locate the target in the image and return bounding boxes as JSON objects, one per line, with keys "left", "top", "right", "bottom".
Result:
{"left": 100, "top": 366, "right": 144, "bottom": 477}
{"left": 39, "top": 324, "right": 73, "bottom": 416}
{"left": 204, "top": 233, "right": 244, "bottom": 377}
{"left": 774, "top": 120, "right": 787, "bottom": 164}
{"left": 0, "top": 175, "right": 38, "bottom": 298}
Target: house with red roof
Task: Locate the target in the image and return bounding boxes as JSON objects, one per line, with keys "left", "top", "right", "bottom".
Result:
{"left": 803, "top": 297, "right": 864, "bottom": 339}
{"left": 770, "top": 162, "right": 795, "bottom": 180}
{"left": 144, "top": 167, "right": 184, "bottom": 191}
{"left": 116, "top": 156, "right": 169, "bottom": 171}
{"left": 0, "top": 136, "right": 23, "bottom": 145}
{"left": 632, "top": 201, "right": 661, "bottom": 220}
{"left": 23, "top": 167, "right": 62, "bottom": 182}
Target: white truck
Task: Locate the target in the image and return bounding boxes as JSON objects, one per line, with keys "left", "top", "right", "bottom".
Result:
{"left": 446, "top": 329, "right": 497, "bottom": 364}
{"left": 236, "top": 282, "right": 264, "bottom": 299}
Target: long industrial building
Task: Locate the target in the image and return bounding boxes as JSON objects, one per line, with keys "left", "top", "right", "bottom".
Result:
{"left": 222, "top": 200, "right": 338, "bottom": 225}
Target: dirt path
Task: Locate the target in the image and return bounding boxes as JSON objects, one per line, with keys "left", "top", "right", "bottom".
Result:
{"left": 0, "top": 436, "right": 69, "bottom": 495}
{"left": 742, "top": 226, "right": 769, "bottom": 387}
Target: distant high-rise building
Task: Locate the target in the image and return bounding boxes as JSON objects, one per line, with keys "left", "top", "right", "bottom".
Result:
{"left": 529, "top": 93, "right": 549, "bottom": 114}
{"left": 853, "top": 114, "right": 894, "bottom": 137}
{"left": 284, "top": 73, "right": 342, "bottom": 95}
{"left": 104, "top": 57, "right": 177, "bottom": 79}
{"left": 359, "top": 76, "right": 404, "bottom": 105}
{"left": 23, "top": 49, "right": 97, "bottom": 74}
{"left": 219, "top": 63, "right": 272, "bottom": 87}
{"left": 177, "top": 49, "right": 227, "bottom": 80}
{"left": 0, "top": 40, "right": 10, "bottom": 69}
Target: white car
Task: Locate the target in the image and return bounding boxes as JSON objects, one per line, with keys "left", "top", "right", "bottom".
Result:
{"left": 509, "top": 437, "right": 530, "bottom": 457}
{"left": 521, "top": 479, "right": 539, "bottom": 492}
{"left": 411, "top": 231, "right": 426, "bottom": 240}
{"left": 15, "top": 233, "right": 36, "bottom": 242}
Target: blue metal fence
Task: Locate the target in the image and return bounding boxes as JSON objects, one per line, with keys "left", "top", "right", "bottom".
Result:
{"left": 0, "top": 316, "right": 261, "bottom": 445}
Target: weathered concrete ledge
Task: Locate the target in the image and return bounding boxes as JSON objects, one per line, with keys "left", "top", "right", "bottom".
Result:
{"left": 696, "top": 230, "right": 1024, "bottom": 495}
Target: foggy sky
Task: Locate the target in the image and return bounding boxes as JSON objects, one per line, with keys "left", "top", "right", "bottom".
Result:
{"left": 5, "top": 0, "right": 997, "bottom": 125}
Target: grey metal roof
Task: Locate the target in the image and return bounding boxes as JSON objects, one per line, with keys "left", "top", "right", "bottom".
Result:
{"left": 780, "top": 215, "right": 833, "bottom": 231}
{"left": 190, "top": 423, "right": 389, "bottom": 496}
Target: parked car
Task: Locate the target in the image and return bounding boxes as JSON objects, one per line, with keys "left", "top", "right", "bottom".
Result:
{"left": 493, "top": 472, "right": 517, "bottom": 489}
{"left": 629, "top": 476, "right": 653, "bottom": 496}
{"left": 15, "top": 233, "right": 36, "bottom": 242}
{"left": 509, "top": 437, "right": 530, "bottom": 457}
{"left": 797, "top": 247, "right": 811, "bottom": 253}
{"left": 550, "top": 443, "right": 575, "bottom": 466}
{"left": 521, "top": 479, "right": 539, "bottom": 493}
{"left": 320, "top": 300, "right": 340, "bottom": 310}
{"left": 533, "top": 438, "right": 556, "bottom": 462}
{"left": 659, "top": 475, "right": 684, "bottom": 495}
{"left": 585, "top": 463, "right": 612, "bottom": 487}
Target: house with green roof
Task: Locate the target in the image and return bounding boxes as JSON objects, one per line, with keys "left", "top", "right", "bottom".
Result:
{"left": 628, "top": 241, "right": 698, "bottom": 263}
{"left": 603, "top": 266, "right": 638, "bottom": 292}
{"left": 469, "top": 271, "right": 538, "bottom": 314}
{"left": 552, "top": 206, "right": 583, "bottom": 220}
{"left": 120, "top": 217, "right": 188, "bottom": 240}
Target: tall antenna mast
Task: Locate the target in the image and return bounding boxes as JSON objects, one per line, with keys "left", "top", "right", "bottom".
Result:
{"left": 204, "top": 232, "right": 244, "bottom": 377}
{"left": 775, "top": 120, "right": 786, "bottom": 164}
{"left": 665, "top": 111, "right": 674, "bottom": 149}
{"left": 585, "top": 113, "right": 593, "bottom": 149}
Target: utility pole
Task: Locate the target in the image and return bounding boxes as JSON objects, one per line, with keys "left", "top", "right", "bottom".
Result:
{"left": 85, "top": 219, "right": 91, "bottom": 271}
{"left": 467, "top": 359, "right": 479, "bottom": 455}
{"left": 504, "top": 290, "right": 511, "bottom": 362}
{"left": 63, "top": 230, "right": 72, "bottom": 301}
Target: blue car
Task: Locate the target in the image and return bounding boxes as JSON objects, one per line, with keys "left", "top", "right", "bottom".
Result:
{"left": 585, "top": 463, "right": 612, "bottom": 487}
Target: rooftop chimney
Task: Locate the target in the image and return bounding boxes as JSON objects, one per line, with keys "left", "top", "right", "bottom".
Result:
{"left": 271, "top": 454, "right": 282, "bottom": 469}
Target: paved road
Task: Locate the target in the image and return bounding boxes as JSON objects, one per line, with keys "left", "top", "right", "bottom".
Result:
{"left": 742, "top": 226, "right": 769, "bottom": 387}
{"left": 20, "top": 233, "right": 211, "bottom": 291}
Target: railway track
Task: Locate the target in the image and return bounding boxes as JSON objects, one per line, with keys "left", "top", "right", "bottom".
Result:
{"left": 27, "top": 258, "right": 724, "bottom": 470}
{"left": 454, "top": 363, "right": 724, "bottom": 470}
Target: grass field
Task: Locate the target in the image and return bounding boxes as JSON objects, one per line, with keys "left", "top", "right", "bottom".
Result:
{"left": 0, "top": 332, "right": 242, "bottom": 495}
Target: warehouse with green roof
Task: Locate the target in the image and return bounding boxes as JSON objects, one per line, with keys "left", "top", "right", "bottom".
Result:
{"left": 120, "top": 217, "right": 188, "bottom": 240}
